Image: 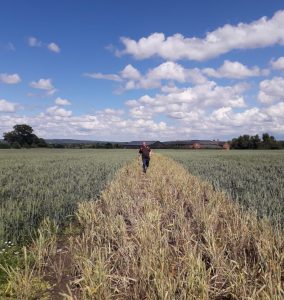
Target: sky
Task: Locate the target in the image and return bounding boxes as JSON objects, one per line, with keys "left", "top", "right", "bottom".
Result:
{"left": 1, "top": 0, "right": 284, "bottom": 141}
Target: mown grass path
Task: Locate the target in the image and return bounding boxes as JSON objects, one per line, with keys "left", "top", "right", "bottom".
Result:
{"left": 63, "top": 154, "right": 283, "bottom": 299}
{"left": 1, "top": 154, "right": 283, "bottom": 299}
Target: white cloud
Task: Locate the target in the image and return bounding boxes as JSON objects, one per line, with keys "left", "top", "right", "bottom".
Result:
{"left": 0, "top": 107, "right": 174, "bottom": 141}
{"left": 171, "top": 104, "right": 283, "bottom": 138}
{"left": 147, "top": 61, "right": 187, "bottom": 82}
{"left": 125, "top": 81, "right": 248, "bottom": 124}
{"left": 91, "top": 61, "right": 207, "bottom": 93}
{"left": 30, "top": 78, "right": 57, "bottom": 96}
{"left": 123, "top": 80, "right": 258, "bottom": 139}
{"left": 83, "top": 72, "right": 122, "bottom": 82}
{"left": 0, "top": 73, "right": 21, "bottom": 84}
{"left": 118, "top": 10, "right": 284, "bottom": 61}
{"left": 0, "top": 99, "right": 17, "bottom": 112}
{"left": 28, "top": 37, "right": 42, "bottom": 47}
{"left": 210, "top": 107, "right": 269, "bottom": 126}
{"left": 265, "top": 102, "right": 284, "bottom": 119}
{"left": 271, "top": 57, "right": 284, "bottom": 70}
{"left": 160, "top": 83, "right": 180, "bottom": 93}
{"left": 167, "top": 81, "right": 246, "bottom": 108}
{"left": 55, "top": 97, "right": 71, "bottom": 106}
{"left": 28, "top": 37, "right": 61, "bottom": 53}
{"left": 1, "top": 98, "right": 283, "bottom": 140}
{"left": 258, "top": 76, "right": 284, "bottom": 104}
{"left": 121, "top": 64, "right": 141, "bottom": 80}
{"left": 30, "top": 78, "right": 54, "bottom": 90}
{"left": 100, "top": 108, "right": 124, "bottom": 115}
{"left": 203, "top": 60, "right": 263, "bottom": 79}
{"left": 46, "top": 106, "right": 72, "bottom": 117}
{"left": 48, "top": 42, "right": 60, "bottom": 53}
{"left": 144, "top": 62, "right": 207, "bottom": 86}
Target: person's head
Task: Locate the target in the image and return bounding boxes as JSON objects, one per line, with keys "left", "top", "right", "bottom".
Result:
{"left": 142, "top": 141, "right": 146, "bottom": 146}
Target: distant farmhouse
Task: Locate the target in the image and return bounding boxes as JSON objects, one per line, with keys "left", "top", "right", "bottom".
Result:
{"left": 123, "top": 140, "right": 230, "bottom": 150}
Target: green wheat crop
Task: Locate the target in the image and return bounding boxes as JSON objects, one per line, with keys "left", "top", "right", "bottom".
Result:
{"left": 160, "top": 149, "right": 284, "bottom": 227}
{"left": 0, "top": 149, "right": 135, "bottom": 245}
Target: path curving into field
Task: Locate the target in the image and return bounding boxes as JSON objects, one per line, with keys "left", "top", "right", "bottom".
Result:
{"left": 62, "top": 154, "right": 283, "bottom": 299}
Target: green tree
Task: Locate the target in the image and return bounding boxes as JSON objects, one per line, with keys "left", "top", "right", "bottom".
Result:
{"left": 3, "top": 124, "right": 47, "bottom": 148}
{"left": 105, "top": 142, "right": 113, "bottom": 149}
{"left": 261, "top": 133, "right": 279, "bottom": 149}
{"left": 231, "top": 133, "right": 280, "bottom": 150}
{"left": 250, "top": 134, "right": 261, "bottom": 149}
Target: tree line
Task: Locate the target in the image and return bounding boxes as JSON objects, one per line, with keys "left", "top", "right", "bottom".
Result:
{"left": 230, "top": 133, "right": 283, "bottom": 149}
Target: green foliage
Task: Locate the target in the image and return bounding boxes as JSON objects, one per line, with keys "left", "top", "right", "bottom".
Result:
{"left": 0, "top": 142, "right": 10, "bottom": 149}
{"left": 0, "top": 242, "right": 22, "bottom": 287}
{"left": 161, "top": 149, "right": 284, "bottom": 227}
{"left": 231, "top": 133, "right": 280, "bottom": 149}
{"left": 3, "top": 124, "right": 47, "bottom": 148}
{"left": 0, "top": 149, "right": 135, "bottom": 246}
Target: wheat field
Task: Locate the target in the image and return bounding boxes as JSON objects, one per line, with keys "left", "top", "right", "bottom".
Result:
{"left": 1, "top": 153, "right": 283, "bottom": 299}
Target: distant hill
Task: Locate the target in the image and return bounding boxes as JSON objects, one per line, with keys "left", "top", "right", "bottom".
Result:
{"left": 46, "top": 139, "right": 124, "bottom": 145}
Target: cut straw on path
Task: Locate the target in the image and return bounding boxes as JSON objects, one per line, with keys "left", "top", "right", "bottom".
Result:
{"left": 65, "top": 155, "right": 284, "bottom": 299}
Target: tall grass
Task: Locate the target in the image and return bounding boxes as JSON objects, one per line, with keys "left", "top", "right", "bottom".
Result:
{"left": 0, "top": 149, "right": 134, "bottom": 245}
{"left": 160, "top": 149, "right": 284, "bottom": 227}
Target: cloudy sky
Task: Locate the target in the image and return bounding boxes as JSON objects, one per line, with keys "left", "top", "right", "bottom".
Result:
{"left": 1, "top": 0, "right": 284, "bottom": 141}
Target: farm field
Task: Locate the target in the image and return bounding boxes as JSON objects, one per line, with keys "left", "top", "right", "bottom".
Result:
{"left": 0, "top": 149, "right": 283, "bottom": 299}
{"left": 0, "top": 153, "right": 283, "bottom": 299}
{"left": 0, "top": 149, "right": 135, "bottom": 246}
{"left": 160, "top": 149, "right": 284, "bottom": 227}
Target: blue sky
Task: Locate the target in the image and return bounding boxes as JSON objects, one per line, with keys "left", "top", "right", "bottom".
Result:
{"left": 1, "top": 0, "right": 284, "bottom": 141}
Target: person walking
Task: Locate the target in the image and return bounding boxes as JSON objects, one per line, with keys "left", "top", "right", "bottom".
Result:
{"left": 138, "top": 142, "right": 151, "bottom": 173}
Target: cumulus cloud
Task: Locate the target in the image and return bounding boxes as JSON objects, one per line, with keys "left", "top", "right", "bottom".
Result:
{"left": 47, "top": 42, "right": 60, "bottom": 53}
{"left": 210, "top": 107, "right": 269, "bottom": 126}
{"left": 169, "top": 104, "right": 283, "bottom": 138}
{"left": 118, "top": 10, "right": 284, "bottom": 61}
{"left": 83, "top": 72, "right": 122, "bottom": 82}
{"left": 55, "top": 97, "right": 71, "bottom": 106}
{"left": 46, "top": 106, "right": 72, "bottom": 117}
{"left": 265, "top": 102, "right": 284, "bottom": 119}
{"left": 0, "top": 107, "right": 174, "bottom": 141}
{"left": 86, "top": 62, "right": 208, "bottom": 93}
{"left": 30, "top": 78, "right": 57, "bottom": 95}
{"left": 125, "top": 81, "right": 249, "bottom": 126}
{"left": 258, "top": 76, "right": 284, "bottom": 104}
{"left": 0, "top": 99, "right": 17, "bottom": 112}
{"left": 203, "top": 60, "right": 265, "bottom": 79}
{"left": 141, "top": 62, "right": 207, "bottom": 87}
{"left": 1, "top": 98, "right": 283, "bottom": 140}
{"left": 0, "top": 73, "right": 21, "bottom": 84}
{"left": 271, "top": 57, "right": 284, "bottom": 70}
{"left": 121, "top": 64, "right": 141, "bottom": 80}
{"left": 99, "top": 108, "right": 124, "bottom": 116}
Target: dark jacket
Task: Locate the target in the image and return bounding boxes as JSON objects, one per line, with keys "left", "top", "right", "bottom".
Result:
{"left": 139, "top": 145, "right": 151, "bottom": 159}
